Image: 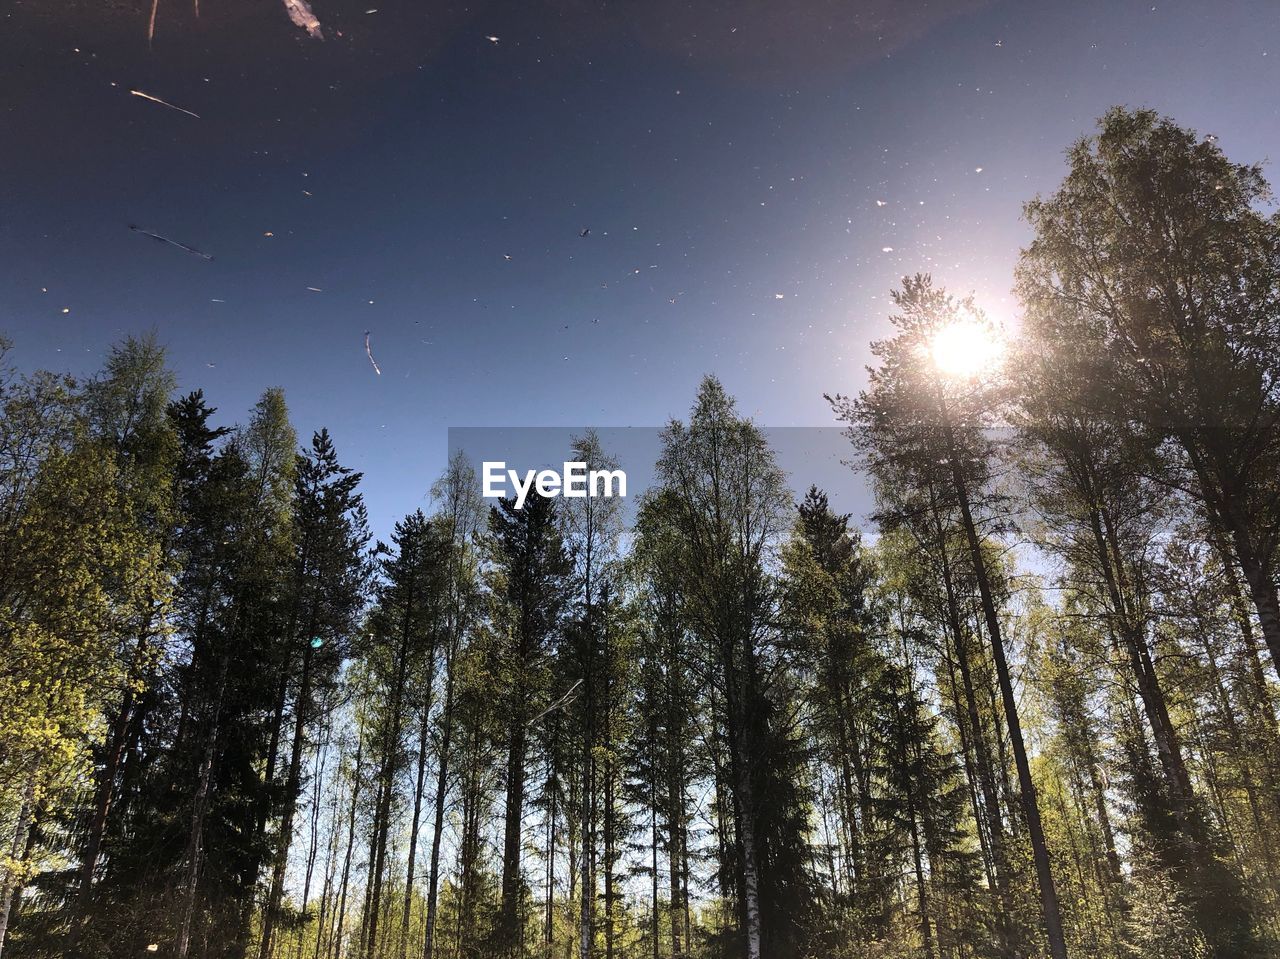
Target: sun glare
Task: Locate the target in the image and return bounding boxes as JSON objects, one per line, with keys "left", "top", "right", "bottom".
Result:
{"left": 929, "top": 320, "right": 1003, "bottom": 379}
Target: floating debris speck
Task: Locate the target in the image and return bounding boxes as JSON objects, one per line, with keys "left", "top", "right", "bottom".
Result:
{"left": 282, "top": 0, "right": 324, "bottom": 39}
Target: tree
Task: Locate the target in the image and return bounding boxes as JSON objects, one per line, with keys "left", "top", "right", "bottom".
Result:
{"left": 829, "top": 275, "right": 1070, "bottom": 959}
{"left": 359, "top": 510, "right": 449, "bottom": 959}
{"left": 488, "top": 492, "right": 574, "bottom": 957}
{"left": 654, "top": 376, "right": 804, "bottom": 959}
{"left": 1011, "top": 302, "right": 1263, "bottom": 957}
{"left": 1018, "top": 107, "right": 1280, "bottom": 674}
{"left": 259, "top": 429, "right": 370, "bottom": 959}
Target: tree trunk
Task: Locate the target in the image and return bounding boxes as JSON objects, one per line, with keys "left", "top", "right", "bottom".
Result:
{"left": 422, "top": 644, "right": 456, "bottom": 959}
{"left": 332, "top": 734, "right": 361, "bottom": 959}
{"left": 400, "top": 700, "right": 432, "bottom": 959}
{"left": 935, "top": 526, "right": 1014, "bottom": 951}
{"left": 0, "top": 781, "right": 36, "bottom": 959}
{"left": 260, "top": 642, "right": 315, "bottom": 959}
{"left": 939, "top": 400, "right": 1068, "bottom": 959}
{"left": 175, "top": 659, "right": 228, "bottom": 959}
{"left": 499, "top": 717, "right": 529, "bottom": 956}
{"left": 366, "top": 625, "right": 413, "bottom": 959}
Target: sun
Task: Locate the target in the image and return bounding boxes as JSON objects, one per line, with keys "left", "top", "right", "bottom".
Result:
{"left": 928, "top": 318, "right": 1003, "bottom": 379}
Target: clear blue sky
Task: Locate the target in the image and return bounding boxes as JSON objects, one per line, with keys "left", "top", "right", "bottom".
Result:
{"left": 2, "top": 0, "right": 1277, "bottom": 538}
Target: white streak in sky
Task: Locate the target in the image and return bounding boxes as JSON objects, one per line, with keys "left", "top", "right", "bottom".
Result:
{"left": 130, "top": 89, "right": 200, "bottom": 118}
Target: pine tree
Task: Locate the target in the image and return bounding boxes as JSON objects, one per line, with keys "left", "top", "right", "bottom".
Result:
{"left": 488, "top": 492, "right": 574, "bottom": 957}
{"left": 829, "top": 276, "right": 1069, "bottom": 959}
{"left": 259, "top": 429, "right": 370, "bottom": 959}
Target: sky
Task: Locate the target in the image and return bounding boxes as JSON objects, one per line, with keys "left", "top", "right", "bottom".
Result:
{"left": 2, "top": 0, "right": 1278, "bottom": 539}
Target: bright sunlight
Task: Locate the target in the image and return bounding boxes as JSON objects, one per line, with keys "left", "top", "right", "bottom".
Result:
{"left": 929, "top": 318, "right": 1004, "bottom": 378}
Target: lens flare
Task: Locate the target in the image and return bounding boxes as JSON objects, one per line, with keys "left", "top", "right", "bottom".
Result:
{"left": 929, "top": 319, "right": 1002, "bottom": 378}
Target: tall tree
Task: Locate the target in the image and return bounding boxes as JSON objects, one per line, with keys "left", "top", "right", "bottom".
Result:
{"left": 654, "top": 376, "right": 805, "bottom": 959}
{"left": 489, "top": 492, "right": 574, "bottom": 957}
{"left": 259, "top": 429, "right": 370, "bottom": 959}
{"left": 359, "top": 511, "right": 448, "bottom": 959}
{"left": 1018, "top": 107, "right": 1280, "bottom": 673}
{"left": 1012, "top": 303, "right": 1262, "bottom": 956}
{"left": 829, "top": 275, "right": 1070, "bottom": 959}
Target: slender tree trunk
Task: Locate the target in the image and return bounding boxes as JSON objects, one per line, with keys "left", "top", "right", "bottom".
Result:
{"left": 499, "top": 717, "right": 529, "bottom": 957}
{"left": 733, "top": 753, "right": 763, "bottom": 959}
{"left": 939, "top": 398, "right": 1068, "bottom": 959}
{"left": 602, "top": 744, "right": 615, "bottom": 959}
{"left": 0, "top": 780, "right": 36, "bottom": 959}
{"left": 331, "top": 729, "right": 363, "bottom": 959}
{"left": 422, "top": 644, "right": 457, "bottom": 959}
{"left": 332, "top": 786, "right": 359, "bottom": 959}
{"left": 315, "top": 735, "right": 346, "bottom": 959}
{"left": 935, "top": 529, "right": 1014, "bottom": 950}
{"left": 1214, "top": 501, "right": 1280, "bottom": 672}
{"left": 545, "top": 754, "right": 559, "bottom": 956}
{"left": 176, "top": 659, "right": 229, "bottom": 959}
{"left": 666, "top": 765, "right": 683, "bottom": 959}
{"left": 649, "top": 794, "right": 659, "bottom": 959}
{"left": 71, "top": 643, "right": 143, "bottom": 945}
{"left": 400, "top": 700, "right": 432, "bottom": 959}
{"left": 941, "top": 631, "right": 998, "bottom": 895}
{"left": 367, "top": 626, "right": 413, "bottom": 959}
{"left": 359, "top": 773, "right": 387, "bottom": 957}
{"left": 260, "top": 642, "right": 316, "bottom": 959}
{"left": 578, "top": 752, "right": 594, "bottom": 959}
{"left": 295, "top": 719, "right": 330, "bottom": 959}
{"left": 908, "top": 797, "right": 935, "bottom": 959}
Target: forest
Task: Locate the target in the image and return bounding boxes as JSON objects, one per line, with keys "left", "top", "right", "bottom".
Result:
{"left": 2, "top": 107, "right": 1280, "bottom": 959}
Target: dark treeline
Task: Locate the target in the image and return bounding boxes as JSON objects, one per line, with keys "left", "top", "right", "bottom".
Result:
{"left": 2, "top": 107, "right": 1280, "bottom": 959}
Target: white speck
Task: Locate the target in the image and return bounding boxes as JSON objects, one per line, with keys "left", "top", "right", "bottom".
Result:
{"left": 61, "top": 307, "right": 70, "bottom": 313}
{"left": 881, "top": 247, "right": 894, "bottom": 253}
{"left": 774, "top": 293, "right": 784, "bottom": 299}
{"left": 974, "top": 166, "right": 983, "bottom": 173}
{"left": 875, "top": 199, "right": 887, "bottom": 207}
{"left": 485, "top": 35, "right": 500, "bottom": 43}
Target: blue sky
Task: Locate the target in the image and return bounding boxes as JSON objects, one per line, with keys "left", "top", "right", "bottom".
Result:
{"left": 2, "top": 0, "right": 1277, "bottom": 538}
